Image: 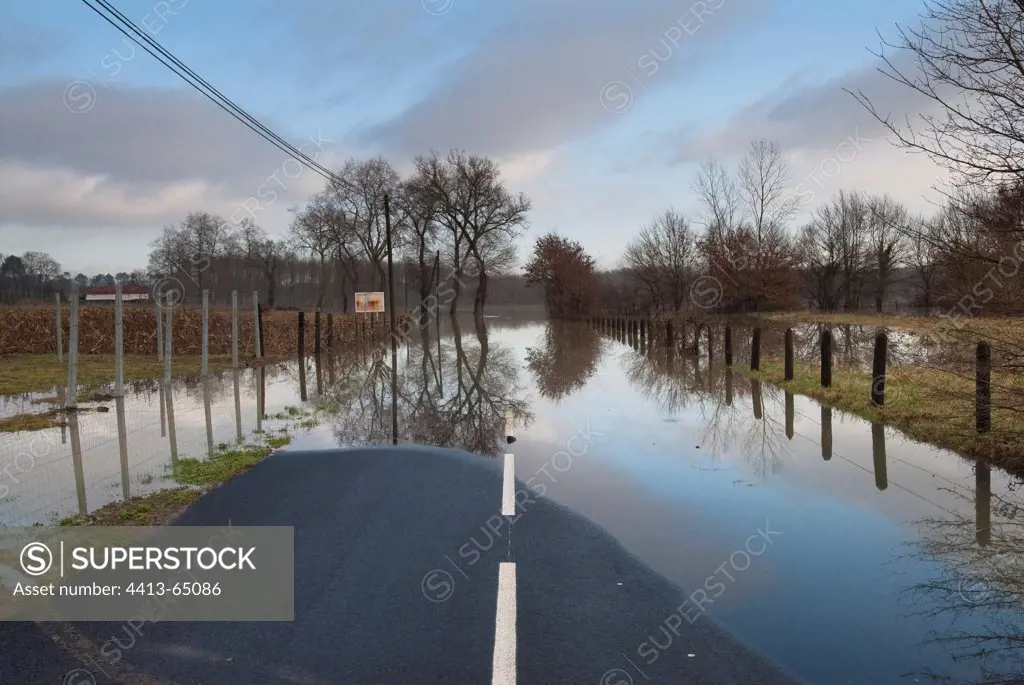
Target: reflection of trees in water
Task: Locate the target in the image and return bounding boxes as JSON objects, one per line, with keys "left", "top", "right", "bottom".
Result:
{"left": 316, "top": 315, "right": 531, "bottom": 457}
{"left": 619, "top": 340, "right": 791, "bottom": 477}
{"left": 904, "top": 475, "right": 1024, "bottom": 685}
{"left": 525, "top": 320, "right": 603, "bottom": 401}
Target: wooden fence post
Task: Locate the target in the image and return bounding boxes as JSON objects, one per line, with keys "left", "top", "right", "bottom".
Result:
{"left": 976, "top": 341, "right": 991, "bottom": 433}
{"left": 326, "top": 312, "right": 334, "bottom": 348}
{"left": 114, "top": 283, "right": 124, "bottom": 395}
{"left": 201, "top": 289, "right": 209, "bottom": 375}
{"left": 55, "top": 292, "right": 63, "bottom": 361}
{"left": 314, "top": 309, "right": 322, "bottom": 356}
{"left": 784, "top": 328, "right": 794, "bottom": 381}
{"left": 66, "top": 286, "right": 79, "bottom": 409}
{"left": 724, "top": 325, "right": 733, "bottom": 366}
{"left": 821, "top": 330, "right": 832, "bottom": 388}
{"left": 298, "top": 311, "right": 306, "bottom": 358}
{"left": 871, "top": 332, "right": 887, "bottom": 406}
{"left": 156, "top": 296, "right": 164, "bottom": 361}
{"left": 750, "top": 327, "right": 761, "bottom": 371}
{"left": 253, "top": 291, "right": 262, "bottom": 358}
{"left": 231, "top": 290, "right": 239, "bottom": 369}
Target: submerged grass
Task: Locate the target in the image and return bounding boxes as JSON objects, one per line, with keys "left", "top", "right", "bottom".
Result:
{"left": 733, "top": 359, "right": 1024, "bottom": 473}
{"left": 0, "top": 411, "right": 64, "bottom": 433}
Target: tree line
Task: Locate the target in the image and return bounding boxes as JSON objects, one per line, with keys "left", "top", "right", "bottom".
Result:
{"left": 527, "top": 0, "right": 1024, "bottom": 320}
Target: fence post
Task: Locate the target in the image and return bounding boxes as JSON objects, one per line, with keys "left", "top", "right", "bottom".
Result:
{"left": 257, "top": 301, "right": 265, "bottom": 358}
{"left": 314, "top": 309, "right": 322, "bottom": 356}
{"left": 784, "top": 328, "right": 794, "bottom": 381}
{"left": 55, "top": 292, "right": 63, "bottom": 361}
{"left": 871, "top": 332, "right": 887, "bottom": 406}
{"left": 65, "top": 286, "right": 79, "bottom": 409}
{"left": 976, "top": 341, "right": 991, "bottom": 433}
{"left": 724, "top": 325, "right": 733, "bottom": 366}
{"left": 821, "top": 330, "right": 832, "bottom": 388}
{"left": 231, "top": 290, "right": 239, "bottom": 369}
{"left": 298, "top": 311, "right": 305, "bottom": 358}
{"left": 163, "top": 292, "right": 173, "bottom": 382}
{"left": 201, "top": 289, "right": 209, "bottom": 375}
{"left": 114, "top": 283, "right": 124, "bottom": 395}
{"left": 156, "top": 296, "right": 164, "bottom": 361}
{"left": 253, "top": 291, "right": 262, "bottom": 358}
{"left": 750, "top": 327, "right": 761, "bottom": 371}
{"left": 326, "top": 312, "right": 334, "bottom": 348}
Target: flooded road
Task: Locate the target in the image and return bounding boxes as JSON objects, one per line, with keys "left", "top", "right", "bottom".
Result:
{"left": 2, "top": 314, "right": 1022, "bottom": 684}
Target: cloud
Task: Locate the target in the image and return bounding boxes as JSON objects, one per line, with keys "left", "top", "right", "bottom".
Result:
{"left": 0, "top": 79, "right": 340, "bottom": 228}
{"left": 359, "top": 0, "right": 764, "bottom": 160}
{"left": 674, "top": 53, "right": 937, "bottom": 162}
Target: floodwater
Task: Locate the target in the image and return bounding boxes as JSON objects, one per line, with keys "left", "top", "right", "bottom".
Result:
{"left": 1, "top": 314, "right": 1022, "bottom": 684}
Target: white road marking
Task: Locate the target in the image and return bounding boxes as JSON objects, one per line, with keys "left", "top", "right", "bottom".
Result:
{"left": 502, "top": 453, "right": 515, "bottom": 516}
{"left": 492, "top": 562, "right": 517, "bottom": 685}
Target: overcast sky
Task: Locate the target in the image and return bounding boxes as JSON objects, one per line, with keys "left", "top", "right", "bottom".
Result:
{"left": 0, "top": 0, "right": 948, "bottom": 276}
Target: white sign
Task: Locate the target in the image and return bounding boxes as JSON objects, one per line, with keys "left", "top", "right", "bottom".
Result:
{"left": 355, "top": 292, "right": 385, "bottom": 313}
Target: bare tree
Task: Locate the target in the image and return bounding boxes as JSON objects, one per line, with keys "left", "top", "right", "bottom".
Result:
{"left": 416, "top": 150, "right": 531, "bottom": 315}
{"left": 851, "top": 0, "right": 1024, "bottom": 187}
{"left": 623, "top": 209, "right": 698, "bottom": 313}
{"left": 866, "top": 194, "right": 908, "bottom": 312}
{"left": 907, "top": 212, "right": 942, "bottom": 312}
{"left": 289, "top": 193, "right": 335, "bottom": 311}
{"left": 239, "top": 218, "right": 286, "bottom": 308}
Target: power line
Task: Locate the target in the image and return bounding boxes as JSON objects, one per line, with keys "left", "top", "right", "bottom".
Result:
{"left": 78, "top": 0, "right": 339, "bottom": 185}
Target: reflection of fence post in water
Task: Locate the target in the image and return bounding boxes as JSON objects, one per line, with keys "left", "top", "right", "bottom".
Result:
{"left": 976, "top": 461, "right": 991, "bottom": 546}
{"left": 784, "top": 328, "right": 794, "bottom": 381}
{"left": 257, "top": 366, "right": 266, "bottom": 432}
{"left": 871, "top": 332, "right": 887, "bottom": 406}
{"left": 976, "top": 341, "right": 991, "bottom": 433}
{"left": 666, "top": 320, "right": 674, "bottom": 348}
{"left": 639, "top": 319, "right": 646, "bottom": 347}
{"left": 203, "top": 376, "right": 214, "bottom": 457}
{"left": 725, "top": 367, "right": 733, "bottom": 406}
{"left": 821, "top": 330, "right": 832, "bottom": 388}
{"left": 785, "top": 391, "right": 794, "bottom": 440}
{"left": 67, "top": 411, "right": 87, "bottom": 515}
{"left": 751, "top": 378, "right": 763, "bottom": 419}
{"left": 159, "top": 379, "right": 167, "bottom": 437}
{"left": 166, "top": 382, "right": 178, "bottom": 464}
{"left": 385, "top": 192, "right": 399, "bottom": 445}
{"left": 233, "top": 369, "right": 243, "bottom": 442}
{"left": 326, "top": 312, "right": 333, "bottom": 349}
{"left": 55, "top": 292, "right": 63, "bottom": 361}
{"left": 315, "top": 352, "right": 323, "bottom": 396}
{"left": 66, "top": 286, "right": 79, "bottom": 409}
{"left": 115, "top": 395, "right": 130, "bottom": 501}
{"left": 821, "top": 406, "right": 833, "bottom": 460}
{"left": 706, "top": 325, "right": 713, "bottom": 363}
{"left": 57, "top": 385, "right": 67, "bottom": 444}
{"left": 871, "top": 423, "right": 887, "bottom": 491}
{"left": 724, "top": 325, "right": 733, "bottom": 366}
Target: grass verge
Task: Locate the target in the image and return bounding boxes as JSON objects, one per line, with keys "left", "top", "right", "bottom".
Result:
{"left": 0, "top": 353, "right": 288, "bottom": 396}
{"left": 0, "top": 411, "right": 63, "bottom": 433}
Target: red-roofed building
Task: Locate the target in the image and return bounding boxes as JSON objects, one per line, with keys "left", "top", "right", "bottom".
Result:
{"left": 83, "top": 284, "right": 150, "bottom": 302}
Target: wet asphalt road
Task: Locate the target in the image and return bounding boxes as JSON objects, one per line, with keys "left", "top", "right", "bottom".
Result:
{"left": 3, "top": 446, "right": 803, "bottom": 684}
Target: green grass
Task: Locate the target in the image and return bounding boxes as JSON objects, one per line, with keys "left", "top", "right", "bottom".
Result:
{"left": 0, "top": 353, "right": 249, "bottom": 395}
{"left": 171, "top": 431, "right": 293, "bottom": 486}
{"left": 58, "top": 487, "right": 203, "bottom": 526}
